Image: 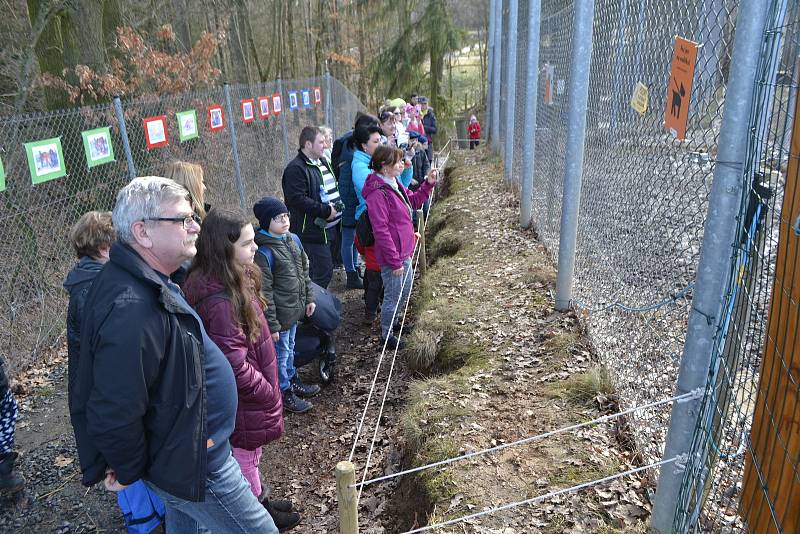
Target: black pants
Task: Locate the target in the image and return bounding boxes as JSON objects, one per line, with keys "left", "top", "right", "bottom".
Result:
{"left": 303, "top": 242, "right": 333, "bottom": 289}
{"left": 328, "top": 225, "right": 342, "bottom": 268}
{"left": 363, "top": 269, "right": 383, "bottom": 316}
{"left": 470, "top": 140, "right": 480, "bottom": 149}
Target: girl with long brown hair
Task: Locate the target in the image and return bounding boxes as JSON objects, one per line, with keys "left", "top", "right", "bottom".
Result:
{"left": 182, "top": 208, "right": 300, "bottom": 531}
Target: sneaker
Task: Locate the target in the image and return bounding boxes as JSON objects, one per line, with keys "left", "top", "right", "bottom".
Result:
{"left": 382, "top": 335, "right": 405, "bottom": 350}
{"left": 282, "top": 389, "right": 312, "bottom": 413}
{"left": 263, "top": 499, "right": 301, "bottom": 531}
{"left": 290, "top": 377, "right": 321, "bottom": 398}
{"left": 346, "top": 271, "right": 364, "bottom": 289}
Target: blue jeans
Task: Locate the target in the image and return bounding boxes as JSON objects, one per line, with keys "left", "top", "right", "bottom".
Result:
{"left": 380, "top": 258, "right": 413, "bottom": 338}
{"left": 340, "top": 226, "right": 360, "bottom": 273}
{"left": 276, "top": 323, "right": 298, "bottom": 391}
{"left": 146, "top": 453, "right": 278, "bottom": 534}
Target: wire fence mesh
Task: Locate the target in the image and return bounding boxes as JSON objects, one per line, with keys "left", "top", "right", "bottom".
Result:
{"left": 493, "top": 0, "right": 799, "bottom": 530}
{"left": 0, "top": 75, "right": 364, "bottom": 378}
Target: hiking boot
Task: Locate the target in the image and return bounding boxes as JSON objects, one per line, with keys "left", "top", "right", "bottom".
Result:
{"left": 261, "top": 497, "right": 294, "bottom": 513}
{"left": 282, "top": 389, "right": 312, "bottom": 414}
{"left": 363, "top": 310, "right": 377, "bottom": 326}
{"left": 263, "top": 498, "right": 301, "bottom": 531}
{"left": 290, "top": 377, "right": 320, "bottom": 398}
{"left": 0, "top": 452, "right": 25, "bottom": 494}
{"left": 346, "top": 271, "right": 364, "bottom": 289}
{"left": 382, "top": 335, "right": 405, "bottom": 350}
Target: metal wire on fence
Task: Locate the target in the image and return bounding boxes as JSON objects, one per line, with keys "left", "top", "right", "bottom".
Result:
{"left": 490, "top": 0, "right": 800, "bottom": 530}
{"left": 0, "top": 76, "right": 365, "bottom": 378}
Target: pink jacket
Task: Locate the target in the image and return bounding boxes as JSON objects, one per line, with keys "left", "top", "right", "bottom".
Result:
{"left": 183, "top": 271, "right": 284, "bottom": 450}
{"left": 362, "top": 172, "right": 433, "bottom": 270}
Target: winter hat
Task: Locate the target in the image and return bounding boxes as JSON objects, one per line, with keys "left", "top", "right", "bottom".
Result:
{"left": 470, "top": 115, "right": 477, "bottom": 122}
{"left": 417, "top": 96, "right": 428, "bottom": 104}
{"left": 419, "top": 135, "right": 428, "bottom": 144}
{"left": 253, "top": 196, "right": 288, "bottom": 228}
{"left": 409, "top": 130, "right": 421, "bottom": 140}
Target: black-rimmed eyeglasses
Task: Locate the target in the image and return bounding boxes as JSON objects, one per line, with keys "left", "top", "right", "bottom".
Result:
{"left": 144, "top": 214, "right": 201, "bottom": 230}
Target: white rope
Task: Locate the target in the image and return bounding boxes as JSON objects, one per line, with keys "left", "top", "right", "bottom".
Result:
{"left": 352, "top": 388, "right": 703, "bottom": 489}
{"left": 348, "top": 237, "right": 421, "bottom": 462}
{"left": 402, "top": 454, "right": 687, "bottom": 533}
{"left": 356, "top": 235, "right": 426, "bottom": 504}
{"left": 348, "top": 182, "right": 436, "bottom": 463}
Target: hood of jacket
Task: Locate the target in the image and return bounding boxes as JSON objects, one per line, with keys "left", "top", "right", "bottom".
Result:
{"left": 182, "top": 269, "right": 226, "bottom": 307}
{"left": 362, "top": 171, "right": 395, "bottom": 200}
{"left": 254, "top": 228, "right": 288, "bottom": 249}
{"left": 63, "top": 256, "right": 105, "bottom": 293}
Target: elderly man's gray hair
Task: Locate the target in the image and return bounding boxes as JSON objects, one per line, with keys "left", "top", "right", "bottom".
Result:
{"left": 113, "top": 176, "right": 190, "bottom": 244}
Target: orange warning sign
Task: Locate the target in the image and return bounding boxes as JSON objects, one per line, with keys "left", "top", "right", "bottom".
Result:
{"left": 664, "top": 36, "right": 698, "bottom": 140}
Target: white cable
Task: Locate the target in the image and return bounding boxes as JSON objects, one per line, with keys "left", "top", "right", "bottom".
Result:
{"left": 352, "top": 388, "right": 702, "bottom": 489}
{"left": 356, "top": 239, "right": 426, "bottom": 505}
{"left": 402, "top": 454, "right": 686, "bottom": 533}
{"left": 348, "top": 237, "right": 421, "bottom": 462}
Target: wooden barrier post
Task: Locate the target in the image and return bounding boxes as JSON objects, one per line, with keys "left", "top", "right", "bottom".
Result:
{"left": 335, "top": 461, "right": 358, "bottom": 534}
{"left": 416, "top": 209, "right": 427, "bottom": 275}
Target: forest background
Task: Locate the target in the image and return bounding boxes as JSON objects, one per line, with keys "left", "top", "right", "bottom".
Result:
{"left": 0, "top": 0, "right": 489, "bottom": 119}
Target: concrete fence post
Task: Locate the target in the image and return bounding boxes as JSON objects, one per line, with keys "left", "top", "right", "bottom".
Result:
{"left": 490, "top": 0, "right": 503, "bottom": 152}
{"left": 502, "top": 0, "right": 519, "bottom": 183}
{"left": 519, "top": 0, "right": 542, "bottom": 229}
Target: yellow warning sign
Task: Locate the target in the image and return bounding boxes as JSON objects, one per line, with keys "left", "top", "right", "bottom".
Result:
{"left": 630, "top": 82, "right": 649, "bottom": 115}
{"left": 664, "top": 36, "right": 698, "bottom": 140}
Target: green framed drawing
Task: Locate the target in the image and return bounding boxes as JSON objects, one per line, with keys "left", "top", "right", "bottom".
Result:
{"left": 25, "top": 137, "right": 66, "bottom": 185}
{"left": 177, "top": 110, "right": 199, "bottom": 142}
{"left": 0, "top": 156, "right": 5, "bottom": 192}
{"left": 81, "top": 127, "right": 115, "bottom": 168}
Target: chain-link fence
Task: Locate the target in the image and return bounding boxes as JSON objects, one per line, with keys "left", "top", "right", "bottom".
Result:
{"left": 0, "top": 75, "right": 364, "bottom": 378}
{"left": 489, "top": 0, "right": 799, "bottom": 530}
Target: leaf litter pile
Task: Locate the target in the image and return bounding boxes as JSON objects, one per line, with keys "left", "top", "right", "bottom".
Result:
{"left": 0, "top": 147, "right": 654, "bottom": 533}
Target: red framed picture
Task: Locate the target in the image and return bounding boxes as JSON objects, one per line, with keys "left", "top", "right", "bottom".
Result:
{"left": 271, "top": 93, "right": 283, "bottom": 116}
{"left": 143, "top": 116, "right": 169, "bottom": 149}
{"left": 257, "top": 96, "right": 270, "bottom": 119}
{"left": 241, "top": 99, "right": 255, "bottom": 123}
{"left": 208, "top": 105, "right": 225, "bottom": 132}
{"left": 313, "top": 86, "right": 322, "bottom": 105}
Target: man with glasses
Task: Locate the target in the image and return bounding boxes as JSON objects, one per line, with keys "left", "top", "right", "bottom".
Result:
{"left": 70, "top": 176, "right": 278, "bottom": 533}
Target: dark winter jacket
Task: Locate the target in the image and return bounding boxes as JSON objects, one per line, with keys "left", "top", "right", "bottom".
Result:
{"left": 254, "top": 229, "right": 315, "bottom": 333}
{"left": 183, "top": 271, "right": 284, "bottom": 451}
{"left": 422, "top": 108, "right": 438, "bottom": 138}
{"left": 71, "top": 242, "right": 222, "bottom": 502}
{"left": 0, "top": 357, "right": 8, "bottom": 397}
{"left": 63, "top": 256, "right": 105, "bottom": 413}
{"left": 332, "top": 131, "right": 358, "bottom": 227}
{"left": 412, "top": 149, "right": 431, "bottom": 188}
{"left": 281, "top": 150, "right": 336, "bottom": 245}
{"left": 362, "top": 173, "right": 434, "bottom": 270}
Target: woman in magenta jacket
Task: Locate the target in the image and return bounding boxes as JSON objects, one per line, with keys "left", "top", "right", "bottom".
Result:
{"left": 183, "top": 208, "right": 300, "bottom": 529}
{"left": 363, "top": 145, "right": 437, "bottom": 348}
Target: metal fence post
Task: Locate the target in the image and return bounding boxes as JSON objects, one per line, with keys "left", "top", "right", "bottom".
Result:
{"left": 520, "top": 0, "right": 542, "bottom": 228}
{"left": 325, "top": 69, "right": 333, "bottom": 131}
{"left": 490, "top": 0, "right": 503, "bottom": 152}
{"left": 502, "top": 0, "right": 519, "bottom": 182}
{"left": 486, "top": 0, "right": 497, "bottom": 142}
{"left": 223, "top": 82, "right": 247, "bottom": 210}
{"left": 554, "top": 0, "right": 596, "bottom": 311}
{"left": 277, "top": 78, "right": 291, "bottom": 164}
{"left": 650, "top": 0, "right": 770, "bottom": 530}
{"left": 113, "top": 96, "right": 137, "bottom": 180}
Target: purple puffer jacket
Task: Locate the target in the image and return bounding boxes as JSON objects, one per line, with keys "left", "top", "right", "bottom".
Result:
{"left": 183, "top": 270, "right": 284, "bottom": 450}
{"left": 362, "top": 172, "right": 434, "bottom": 270}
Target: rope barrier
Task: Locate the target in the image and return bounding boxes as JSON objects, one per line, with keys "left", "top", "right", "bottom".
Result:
{"left": 401, "top": 454, "right": 688, "bottom": 533}
{"left": 352, "top": 388, "right": 703, "bottom": 489}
